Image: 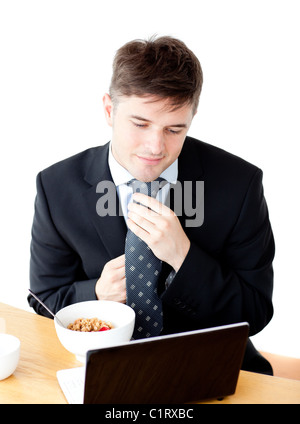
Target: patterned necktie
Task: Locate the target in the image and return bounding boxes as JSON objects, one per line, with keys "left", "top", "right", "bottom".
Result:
{"left": 125, "top": 179, "right": 166, "bottom": 339}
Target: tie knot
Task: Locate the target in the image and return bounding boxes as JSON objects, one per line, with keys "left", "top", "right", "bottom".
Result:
{"left": 128, "top": 178, "right": 166, "bottom": 198}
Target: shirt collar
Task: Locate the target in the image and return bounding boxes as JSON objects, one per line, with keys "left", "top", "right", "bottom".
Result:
{"left": 108, "top": 142, "right": 178, "bottom": 187}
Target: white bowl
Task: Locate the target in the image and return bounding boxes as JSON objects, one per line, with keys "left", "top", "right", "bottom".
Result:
{"left": 0, "top": 334, "right": 20, "bottom": 380}
{"left": 54, "top": 300, "right": 135, "bottom": 361}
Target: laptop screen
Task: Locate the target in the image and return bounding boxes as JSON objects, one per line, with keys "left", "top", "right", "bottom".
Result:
{"left": 83, "top": 322, "right": 249, "bottom": 404}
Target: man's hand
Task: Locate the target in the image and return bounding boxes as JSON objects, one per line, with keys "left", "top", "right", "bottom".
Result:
{"left": 127, "top": 193, "right": 190, "bottom": 272}
{"left": 95, "top": 254, "right": 126, "bottom": 303}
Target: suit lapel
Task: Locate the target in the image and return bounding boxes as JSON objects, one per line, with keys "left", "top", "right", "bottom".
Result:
{"left": 82, "top": 143, "right": 127, "bottom": 259}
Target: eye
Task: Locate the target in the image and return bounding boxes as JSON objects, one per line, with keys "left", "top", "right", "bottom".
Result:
{"left": 132, "top": 122, "right": 147, "bottom": 129}
{"left": 167, "top": 128, "right": 181, "bottom": 135}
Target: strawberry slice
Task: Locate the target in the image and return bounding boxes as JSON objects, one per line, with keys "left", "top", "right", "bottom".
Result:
{"left": 99, "top": 325, "right": 110, "bottom": 331}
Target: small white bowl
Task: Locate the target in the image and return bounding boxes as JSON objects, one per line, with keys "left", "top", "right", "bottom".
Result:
{"left": 0, "top": 334, "right": 20, "bottom": 380}
{"left": 54, "top": 300, "right": 135, "bottom": 361}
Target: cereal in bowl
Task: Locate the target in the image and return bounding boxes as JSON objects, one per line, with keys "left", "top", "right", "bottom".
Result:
{"left": 67, "top": 318, "right": 113, "bottom": 332}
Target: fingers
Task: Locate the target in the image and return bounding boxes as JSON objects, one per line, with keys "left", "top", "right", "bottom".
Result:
{"left": 108, "top": 253, "right": 125, "bottom": 268}
{"left": 128, "top": 195, "right": 174, "bottom": 228}
{"left": 103, "top": 254, "right": 125, "bottom": 281}
{"left": 95, "top": 254, "right": 126, "bottom": 303}
{"left": 127, "top": 208, "right": 155, "bottom": 235}
{"left": 127, "top": 195, "right": 175, "bottom": 239}
{"left": 131, "top": 193, "right": 173, "bottom": 216}
{"left": 127, "top": 193, "right": 190, "bottom": 271}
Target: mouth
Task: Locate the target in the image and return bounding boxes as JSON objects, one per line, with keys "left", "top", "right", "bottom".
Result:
{"left": 136, "top": 155, "right": 164, "bottom": 165}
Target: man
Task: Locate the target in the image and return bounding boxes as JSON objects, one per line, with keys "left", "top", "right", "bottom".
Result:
{"left": 28, "top": 36, "right": 275, "bottom": 374}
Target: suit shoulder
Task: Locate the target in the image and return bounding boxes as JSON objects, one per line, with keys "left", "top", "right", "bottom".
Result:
{"left": 39, "top": 144, "right": 107, "bottom": 183}
{"left": 184, "top": 136, "right": 260, "bottom": 178}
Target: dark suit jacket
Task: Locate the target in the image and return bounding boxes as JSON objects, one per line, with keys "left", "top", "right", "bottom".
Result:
{"left": 29, "top": 136, "right": 275, "bottom": 374}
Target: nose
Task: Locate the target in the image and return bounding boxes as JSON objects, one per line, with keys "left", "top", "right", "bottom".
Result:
{"left": 145, "top": 131, "right": 165, "bottom": 155}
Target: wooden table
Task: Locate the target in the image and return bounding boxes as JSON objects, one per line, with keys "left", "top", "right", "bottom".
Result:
{"left": 1, "top": 302, "right": 300, "bottom": 404}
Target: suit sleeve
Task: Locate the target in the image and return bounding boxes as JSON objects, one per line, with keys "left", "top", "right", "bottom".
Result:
{"left": 28, "top": 172, "right": 97, "bottom": 317}
{"left": 161, "top": 169, "right": 275, "bottom": 336}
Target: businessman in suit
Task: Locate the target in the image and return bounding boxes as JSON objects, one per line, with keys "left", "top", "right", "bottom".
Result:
{"left": 29, "top": 36, "right": 275, "bottom": 374}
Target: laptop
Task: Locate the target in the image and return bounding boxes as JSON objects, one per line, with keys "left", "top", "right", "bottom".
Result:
{"left": 57, "top": 322, "right": 249, "bottom": 404}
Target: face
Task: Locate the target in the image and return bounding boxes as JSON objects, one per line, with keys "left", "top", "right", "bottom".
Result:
{"left": 103, "top": 94, "right": 195, "bottom": 182}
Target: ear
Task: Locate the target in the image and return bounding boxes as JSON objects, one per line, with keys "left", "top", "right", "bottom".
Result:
{"left": 103, "top": 93, "right": 114, "bottom": 127}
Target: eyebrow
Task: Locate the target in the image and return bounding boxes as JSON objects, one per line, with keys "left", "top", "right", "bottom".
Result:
{"left": 130, "top": 115, "right": 188, "bottom": 128}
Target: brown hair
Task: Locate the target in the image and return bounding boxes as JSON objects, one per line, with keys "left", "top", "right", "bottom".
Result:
{"left": 109, "top": 35, "right": 203, "bottom": 113}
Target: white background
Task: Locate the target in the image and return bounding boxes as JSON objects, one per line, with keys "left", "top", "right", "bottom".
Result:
{"left": 0, "top": 0, "right": 299, "bottom": 357}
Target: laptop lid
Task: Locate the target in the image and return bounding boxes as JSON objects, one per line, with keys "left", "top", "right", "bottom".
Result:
{"left": 83, "top": 322, "right": 249, "bottom": 404}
